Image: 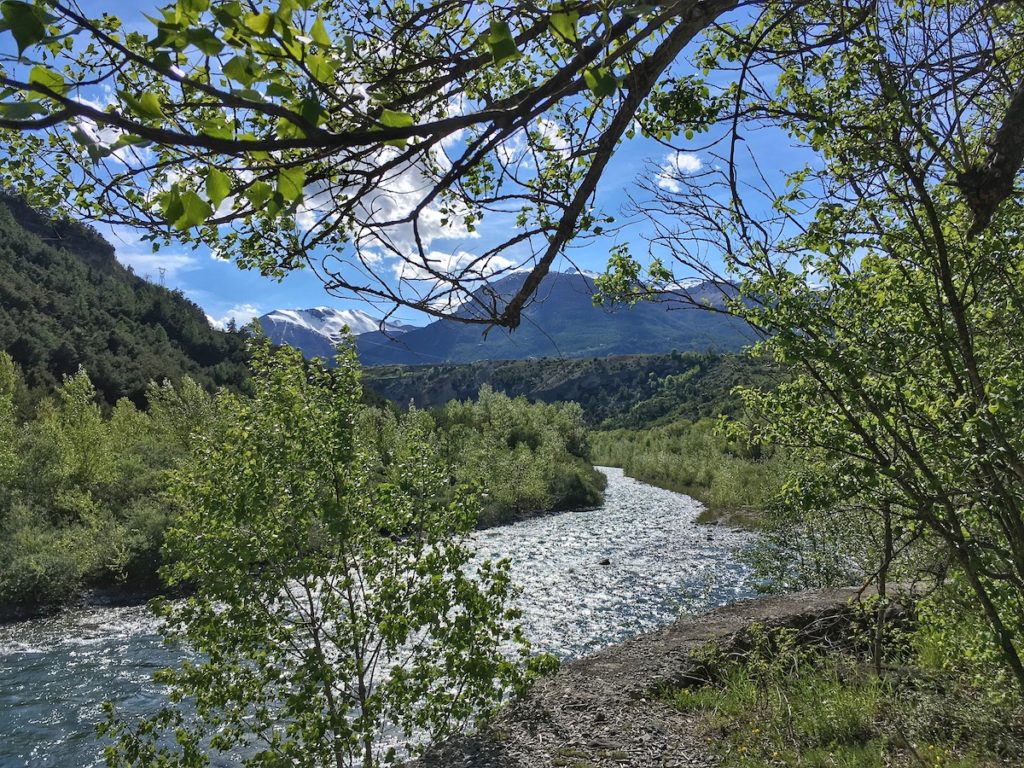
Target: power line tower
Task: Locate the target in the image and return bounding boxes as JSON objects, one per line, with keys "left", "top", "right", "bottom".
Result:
{"left": 157, "top": 266, "right": 167, "bottom": 285}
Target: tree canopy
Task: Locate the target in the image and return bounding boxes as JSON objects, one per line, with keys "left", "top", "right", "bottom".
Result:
{"left": 1, "top": 0, "right": 1019, "bottom": 326}
{"left": 609, "top": 0, "right": 1024, "bottom": 692}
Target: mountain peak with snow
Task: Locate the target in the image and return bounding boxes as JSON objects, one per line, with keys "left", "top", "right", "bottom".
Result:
{"left": 258, "top": 307, "right": 413, "bottom": 361}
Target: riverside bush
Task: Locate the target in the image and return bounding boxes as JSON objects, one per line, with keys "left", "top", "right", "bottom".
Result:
{"left": 0, "top": 349, "right": 607, "bottom": 612}
{"left": 591, "top": 419, "right": 784, "bottom": 519}
{"left": 436, "top": 386, "right": 606, "bottom": 525}
{"left": 0, "top": 356, "right": 197, "bottom": 611}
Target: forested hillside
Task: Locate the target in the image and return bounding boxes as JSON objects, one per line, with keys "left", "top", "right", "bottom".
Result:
{"left": 363, "top": 351, "right": 780, "bottom": 428}
{"left": 0, "top": 195, "right": 249, "bottom": 407}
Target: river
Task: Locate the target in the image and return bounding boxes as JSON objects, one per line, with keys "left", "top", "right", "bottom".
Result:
{"left": 0, "top": 467, "right": 755, "bottom": 767}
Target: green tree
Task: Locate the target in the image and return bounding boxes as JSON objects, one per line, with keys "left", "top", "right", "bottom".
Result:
{"left": 2, "top": 1, "right": 1019, "bottom": 326}
{"left": 0, "top": 362, "right": 221, "bottom": 611}
{"left": 100, "top": 340, "right": 534, "bottom": 767}
{"left": 0, "top": 352, "right": 19, "bottom": 498}
{"left": 607, "top": 0, "right": 1024, "bottom": 690}
{"left": 437, "top": 385, "right": 605, "bottom": 523}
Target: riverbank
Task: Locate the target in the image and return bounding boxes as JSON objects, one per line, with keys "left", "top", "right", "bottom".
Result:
{"left": 591, "top": 421, "right": 786, "bottom": 529}
{"left": 412, "top": 586, "right": 902, "bottom": 768}
{"left": 0, "top": 581, "right": 193, "bottom": 625}
{"left": 0, "top": 473, "right": 608, "bottom": 626}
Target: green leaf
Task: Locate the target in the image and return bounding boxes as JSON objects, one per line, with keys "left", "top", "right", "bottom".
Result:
{"left": 109, "top": 134, "right": 152, "bottom": 151}
{"left": 583, "top": 67, "right": 617, "bottom": 98}
{"left": 174, "top": 190, "right": 214, "bottom": 230}
{"left": 211, "top": 2, "right": 242, "bottom": 27}
{"left": 276, "top": 167, "right": 305, "bottom": 202}
{"left": 486, "top": 20, "right": 520, "bottom": 67}
{"left": 549, "top": 10, "right": 578, "bottom": 44}
{"left": 243, "top": 10, "right": 274, "bottom": 36}
{"left": 298, "top": 98, "right": 323, "bottom": 126}
{"left": 245, "top": 181, "right": 272, "bottom": 208}
{"left": 206, "top": 167, "right": 231, "bottom": 209}
{"left": 305, "top": 54, "right": 336, "bottom": 83}
{"left": 186, "top": 27, "right": 224, "bottom": 55}
{"left": 0, "top": 0, "right": 47, "bottom": 56}
{"left": 27, "top": 65, "right": 67, "bottom": 96}
{"left": 266, "top": 82, "right": 293, "bottom": 98}
{"left": 379, "top": 108, "right": 414, "bottom": 148}
{"left": 223, "top": 55, "right": 258, "bottom": 86}
{"left": 160, "top": 186, "right": 184, "bottom": 225}
{"left": 380, "top": 109, "right": 414, "bottom": 129}
{"left": 0, "top": 100, "right": 47, "bottom": 120}
{"left": 310, "top": 15, "right": 330, "bottom": 47}
{"left": 178, "top": 0, "right": 211, "bottom": 14}
{"left": 121, "top": 91, "right": 164, "bottom": 121}
{"left": 200, "top": 120, "right": 233, "bottom": 140}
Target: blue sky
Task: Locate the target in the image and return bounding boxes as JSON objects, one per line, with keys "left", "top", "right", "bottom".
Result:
{"left": 19, "top": 2, "right": 802, "bottom": 329}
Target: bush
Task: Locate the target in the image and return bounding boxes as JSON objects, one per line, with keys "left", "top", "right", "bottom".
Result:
{"left": 666, "top": 619, "right": 1024, "bottom": 767}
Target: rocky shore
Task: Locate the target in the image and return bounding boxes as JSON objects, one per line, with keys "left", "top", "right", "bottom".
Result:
{"left": 414, "top": 586, "right": 893, "bottom": 768}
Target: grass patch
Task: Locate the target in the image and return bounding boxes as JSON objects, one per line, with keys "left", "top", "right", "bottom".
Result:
{"left": 665, "top": 622, "right": 1024, "bottom": 767}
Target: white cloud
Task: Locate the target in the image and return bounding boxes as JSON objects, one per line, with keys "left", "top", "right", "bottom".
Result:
{"left": 389, "top": 249, "right": 517, "bottom": 311}
{"left": 118, "top": 251, "right": 201, "bottom": 281}
{"left": 534, "top": 118, "right": 569, "bottom": 154}
{"left": 73, "top": 89, "right": 156, "bottom": 166}
{"left": 103, "top": 226, "right": 200, "bottom": 281}
{"left": 294, "top": 140, "right": 478, "bottom": 267}
{"left": 655, "top": 152, "right": 703, "bottom": 193}
{"left": 207, "top": 303, "right": 262, "bottom": 330}
{"left": 390, "top": 249, "right": 515, "bottom": 284}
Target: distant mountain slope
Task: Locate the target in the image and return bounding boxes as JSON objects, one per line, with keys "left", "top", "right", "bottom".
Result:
{"left": 355, "top": 271, "right": 753, "bottom": 365}
{"left": 257, "top": 307, "right": 412, "bottom": 360}
{"left": 0, "top": 195, "right": 249, "bottom": 406}
{"left": 363, "top": 351, "right": 780, "bottom": 427}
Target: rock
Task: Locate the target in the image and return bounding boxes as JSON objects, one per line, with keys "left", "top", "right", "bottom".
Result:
{"left": 599, "top": 558, "right": 611, "bottom": 566}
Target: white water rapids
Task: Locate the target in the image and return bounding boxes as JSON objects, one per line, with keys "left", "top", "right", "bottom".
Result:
{"left": 0, "top": 467, "right": 755, "bottom": 767}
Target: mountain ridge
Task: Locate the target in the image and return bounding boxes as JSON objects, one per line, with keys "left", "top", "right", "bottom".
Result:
{"left": 257, "top": 307, "right": 412, "bottom": 360}
{"left": 354, "top": 271, "right": 753, "bottom": 365}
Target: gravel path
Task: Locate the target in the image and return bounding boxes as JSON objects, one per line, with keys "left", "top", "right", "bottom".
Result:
{"left": 413, "top": 586, "right": 878, "bottom": 768}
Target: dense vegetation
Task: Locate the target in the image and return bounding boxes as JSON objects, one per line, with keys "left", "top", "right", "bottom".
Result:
{"left": 0, "top": 195, "right": 249, "bottom": 408}
{"left": 432, "top": 386, "right": 605, "bottom": 525}
{"left": 365, "top": 351, "right": 778, "bottom": 428}
{"left": 591, "top": 420, "right": 785, "bottom": 525}
{"left": 0, "top": 348, "right": 604, "bottom": 616}
{"left": 0, "top": 352, "right": 201, "bottom": 615}
{"left": 666, "top": 602, "right": 1024, "bottom": 767}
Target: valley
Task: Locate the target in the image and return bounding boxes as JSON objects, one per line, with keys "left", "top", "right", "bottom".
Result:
{"left": 1, "top": 0, "right": 1023, "bottom": 761}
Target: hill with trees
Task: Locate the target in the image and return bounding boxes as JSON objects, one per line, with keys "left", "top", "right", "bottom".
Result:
{"left": 0, "top": 195, "right": 249, "bottom": 408}
{"left": 363, "top": 351, "right": 779, "bottom": 428}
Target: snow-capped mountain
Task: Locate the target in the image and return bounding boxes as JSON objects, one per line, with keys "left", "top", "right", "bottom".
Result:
{"left": 258, "top": 307, "right": 413, "bottom": 360}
